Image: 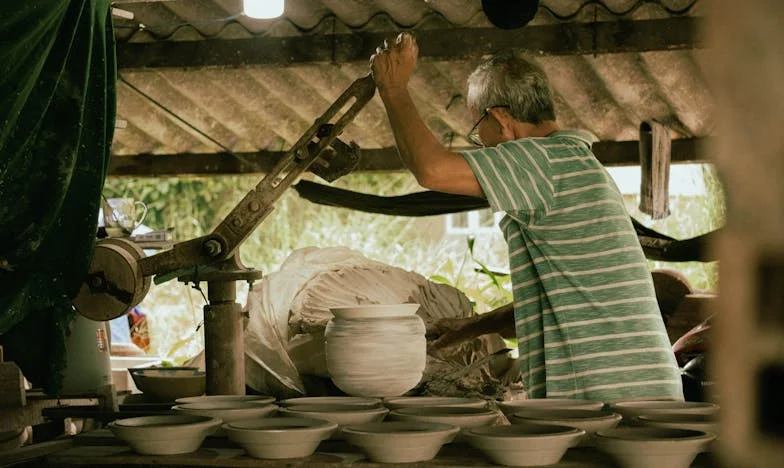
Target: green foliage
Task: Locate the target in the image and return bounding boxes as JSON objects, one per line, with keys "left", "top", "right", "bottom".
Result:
{"left": 428, "top": 236, "right": 513, "bottom": 314}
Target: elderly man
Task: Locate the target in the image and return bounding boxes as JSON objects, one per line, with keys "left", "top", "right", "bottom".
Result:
{"left": 370, "top": 33, "right": 683, "bottom": 402}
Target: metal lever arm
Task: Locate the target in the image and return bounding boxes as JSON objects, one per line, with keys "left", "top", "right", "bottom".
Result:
{"left": 138, "top": 74, "right": 376, "bottom": 278}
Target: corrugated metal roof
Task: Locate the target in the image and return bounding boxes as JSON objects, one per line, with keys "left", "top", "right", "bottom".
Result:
{"left": 110, "top": 0, "right": 711, "bottom": 162}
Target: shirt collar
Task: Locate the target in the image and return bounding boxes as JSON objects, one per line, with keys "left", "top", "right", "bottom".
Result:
{"left": 547, "top": 130, "right": 599, "bottom": 148}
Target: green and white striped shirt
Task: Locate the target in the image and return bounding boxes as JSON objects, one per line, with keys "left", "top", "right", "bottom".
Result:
{"left": 461, "top": 130, "right": 683, "bottom": 402}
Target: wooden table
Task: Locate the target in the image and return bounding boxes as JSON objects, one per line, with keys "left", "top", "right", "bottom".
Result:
{"left": 35, "top": 429, "right": 717, "bottom": 468}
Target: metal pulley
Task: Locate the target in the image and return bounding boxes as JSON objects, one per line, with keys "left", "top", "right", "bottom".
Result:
{"left": 73, "top": 238, "right": 150, "bottom": 321}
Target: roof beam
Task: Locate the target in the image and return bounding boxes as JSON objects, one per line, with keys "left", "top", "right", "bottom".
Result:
{"left": 117, "top": 17, "right": 702, "bottom": 70}
{"left": 107, "top": 138, "right": 709, "bottom": 177}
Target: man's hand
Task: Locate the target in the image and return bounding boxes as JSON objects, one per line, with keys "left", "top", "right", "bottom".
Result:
{"left": 370, "top": 32, "right": 419, "bottom": 93}
{"left": 426, "top": 302, "right": 517, "bottom": 357}
{"left": 426, "top": 316, "right": 477, "bottom": 356}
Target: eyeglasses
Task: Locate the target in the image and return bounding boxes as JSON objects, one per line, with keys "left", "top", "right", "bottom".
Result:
{"left": 466, "top": 105, "right": 510, "bottom": 147}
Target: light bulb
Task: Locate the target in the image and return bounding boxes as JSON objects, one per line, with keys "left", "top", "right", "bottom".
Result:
{"left": 243, "top": 0, "right": 284, "bottom": 19}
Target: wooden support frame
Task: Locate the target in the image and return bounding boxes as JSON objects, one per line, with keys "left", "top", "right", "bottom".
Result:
{"left": 639, "top": 121, "right": 672, "bottom": 219}
{"left": 107, "top": 138, "right": 708, "bottom": 177}
{"left": 116, "top": 17, "right": 702, "bottom": 70}
{"left": 0, "top": 362, "right": 26, "bottom": 409}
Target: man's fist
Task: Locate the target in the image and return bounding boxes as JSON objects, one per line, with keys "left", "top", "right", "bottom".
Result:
{"left": 370, "top": 32, "right": 419, "bottom": 92}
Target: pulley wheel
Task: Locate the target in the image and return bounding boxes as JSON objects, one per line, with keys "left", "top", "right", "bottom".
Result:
{"left": 100, "top": 237, "right": 152, "bottom": 307}
{"left": 73, "top": 238, "right": 150, "bottom": 321}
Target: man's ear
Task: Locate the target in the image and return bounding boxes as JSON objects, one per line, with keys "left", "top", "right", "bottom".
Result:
{"left": 488, "top": 107, "right": 516, "bottom": 138}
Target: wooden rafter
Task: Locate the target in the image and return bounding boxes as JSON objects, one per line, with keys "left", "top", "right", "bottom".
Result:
{"left": 107, "top": 138, "right": 709, "bottom": 177}
{"left": 116, "top": 17, "right": 702, "bottom": 70}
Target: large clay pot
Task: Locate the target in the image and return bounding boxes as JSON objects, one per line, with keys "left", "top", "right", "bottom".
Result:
{"left": 324, "top": 312, "right": 426, "bottom": 397}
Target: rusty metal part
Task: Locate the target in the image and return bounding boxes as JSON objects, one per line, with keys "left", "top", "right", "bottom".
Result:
{"left": 100, "top": 237, "right": 152, "bottom": 307}
{"left": 308, "top": 125, "right": 361, "bottom": 182}
{"left": 137, "top": 74, "right": 376, "bottom": 279}
{"left": 178, "top": 254, "right": 264, "bottom": 284}
{"left": 73, "top": 238, "right": 149, "bottom": 321}
{"left": 203, "top": 281, "right": 244, "bottom": 395}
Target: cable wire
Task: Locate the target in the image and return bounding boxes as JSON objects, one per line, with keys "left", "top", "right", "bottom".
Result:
{"left": 118, "top": 74, "right": 266, "bottom": 173}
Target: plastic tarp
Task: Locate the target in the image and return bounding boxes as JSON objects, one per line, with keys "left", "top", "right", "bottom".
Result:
{"left": 242, "top": 247, "right": 520, "bottom": 399}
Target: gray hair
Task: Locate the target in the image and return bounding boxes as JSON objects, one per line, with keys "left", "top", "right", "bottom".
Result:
{"left": 466, "top": 52, "right": 556, "bottom": 124}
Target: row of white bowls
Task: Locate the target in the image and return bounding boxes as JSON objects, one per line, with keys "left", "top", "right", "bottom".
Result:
{"left": 108, "top": 395, "right": 719, "bottom": 467}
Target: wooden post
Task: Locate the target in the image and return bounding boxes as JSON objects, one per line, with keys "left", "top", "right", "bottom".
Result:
{"left": 204, "top": 281, "right": 245, "bottom": 395}
{"left": 0, "top": 346, "right": 26, "bottom": 409}
{"left": 639, "top": 121, "right": 671, "bottom": 219}
{"left": 709, "top": 1, "right": 784, "bottom": 466}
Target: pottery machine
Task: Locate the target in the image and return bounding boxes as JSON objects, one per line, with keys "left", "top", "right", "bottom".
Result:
{"left": 72, "top": 75, "right": 377, "bottom": 395}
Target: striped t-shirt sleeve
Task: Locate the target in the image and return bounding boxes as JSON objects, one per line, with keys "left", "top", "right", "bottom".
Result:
{"left": 461, "top": 139, "right": 554, "bottom": 224}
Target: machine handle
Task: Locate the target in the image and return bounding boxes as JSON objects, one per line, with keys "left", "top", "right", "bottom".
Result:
{"left": 138, "top": 75, "right": 376, "bottom": 278}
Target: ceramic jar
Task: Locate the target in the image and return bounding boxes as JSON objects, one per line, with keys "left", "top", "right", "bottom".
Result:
{"left": 324, "top": 314, "right": 426, "bottom": 397}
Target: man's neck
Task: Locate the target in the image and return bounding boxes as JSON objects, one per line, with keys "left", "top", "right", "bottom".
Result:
{"left": 512, "top": 120, "right": 560, "bottom": 139}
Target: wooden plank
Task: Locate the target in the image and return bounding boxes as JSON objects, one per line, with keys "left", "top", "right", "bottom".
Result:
{"left": 116, "top": 17, "right": 702, "bottom": 70}
{"left": 44, "top": 442, "right": 620, "bottom": 467}
{"left": 0, "top": 396, "right": 99, "bottom": 433}
{"left": 107, "top": 138, "right": 709, "bottom": 177}
{"left": 638, "top": 121, "right": 672, "bottom": 219}
{"left": 0, "top": 439, "right": 74, "bottom": 467}
{"left": 0, "top": 362, "right": 26, "bottom": 408}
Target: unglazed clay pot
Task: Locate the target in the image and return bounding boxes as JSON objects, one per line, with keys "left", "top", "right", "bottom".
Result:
{"left": 509, "top": 409, "right": 622, "bottom": 446}
{"left": 608, "top": 401, "right": 719, "bottom": 421}
{"left": 343, "top": 421, "right": 459, "bottom": 463}
{"left": 224, "top": 417, "right": 337, "bottom": 459}
{"left": 109, "top": 415, "right": 221, "bottom": 455}
{"left": 279, "top": 404, "right": 388, "bottom": 440}
{"left": 325, "top": 305, "right": 426, "bottom": 397}
{"left": 279, "top": 396, "right": 383, "bottom": 408}
{"left": 384, "top": 396, "right": 487, "bottom": 410}
{"left": 464, "top": 424, "right": 585, "bottom": 467}
{"left": 497, "top": 398, "right": 604, "bottom": 416}
{"left": 594, "top": 427, "right": 715, "bottom": 468}
{"left": 633, "top": 413, "right": 719, "bottom": 438}
{"left": 172, "top": 401, "right": 277, "bottom": 435}
{"left": 176, "top": 395, "right": 275, "bottom": 405}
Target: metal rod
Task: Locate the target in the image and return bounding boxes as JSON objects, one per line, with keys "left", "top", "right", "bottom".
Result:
{"left": 204, "top": 281, "right": 244, "bottom": 395}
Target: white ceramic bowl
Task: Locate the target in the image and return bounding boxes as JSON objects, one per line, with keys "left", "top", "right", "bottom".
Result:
{"left": 279, "top": 396, "right": 382, "bottom": 409}
{"left": 343, "top": 421, "right": 459, "bottom": 463}
{"left": 176, "top": 395, "right": 276, "bottom": 405}
{"left": 279, "top": 404, "right": 388, "bottom": 439}
{"left": 634, "top": 413, "right": 719, "bottom": 436}
{"left": 509, "top": 409, "right": 622, "bottom": 446}
{"left": 128, "top": 367, "right": 206, "bottom": 401}
{"left": 594, "top": 427, "right": 716, "bottom": 468}
{"left": 384, "top": 396, "right": 487, "bottom": 410}
{"left": 389, "top": 406, "right": 500, "bottom": 431}
{"left": 464, "top": 423, "right": 585, "bottom": 467}
{"left": 108, "top": 415, "right": 221, "bottom": 455}
{"left": 608, "top": 401, "right": 719, "bottom": 420}
{"left": 497, "top": 398, "right": 604, "bottom": 416}
{"left": 279, "top": 404, "right": 389, "bottom": 424}
{"left": 329, "top": 304, "right": 420, "bottom": 320}
{"left": 172, "top": 401, "right": 278, "bottom": 425}
{"left": 224, "top": 417, "right": 337, "bottom": 459}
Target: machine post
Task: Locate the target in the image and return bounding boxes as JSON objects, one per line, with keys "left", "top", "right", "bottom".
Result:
{"left": 204, "top": 280, "right": 245, "bottom": 395}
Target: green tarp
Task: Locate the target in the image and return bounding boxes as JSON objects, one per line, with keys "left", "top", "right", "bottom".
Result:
{"left": 0, "top": 0, "right": 115, "bottom": 393}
